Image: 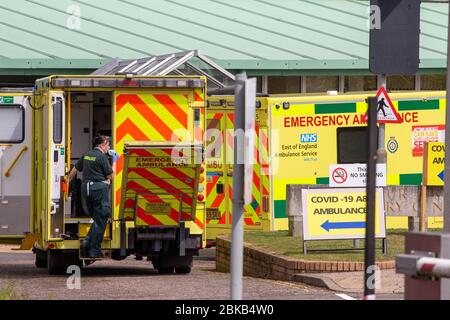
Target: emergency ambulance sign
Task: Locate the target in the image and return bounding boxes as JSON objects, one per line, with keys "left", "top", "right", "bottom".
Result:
{"left": 302, "top": 188, "right": 386, "bottom": 241}
{"left": 363, "top": 87, "right": 402, "bottom": 123}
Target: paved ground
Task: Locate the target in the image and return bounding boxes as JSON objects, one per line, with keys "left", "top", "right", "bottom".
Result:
{"left": 294, "top": 269, "right": 404, "bottom": 297}
{"left": 0, "top": 245, "right": 402, "bottom": 300}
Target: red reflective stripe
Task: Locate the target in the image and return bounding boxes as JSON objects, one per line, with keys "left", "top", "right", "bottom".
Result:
{"left": 128, "top": 168, "right": 195, "bottom": 188}
{"left": 129, "top": 149, "right": 155, "bottom": 158}
{"left": 195, "top": 217, "right": 204, "bottom": 229}
{"left": 164, "top": 167, "right": 196, "bottom": 186}
{"left": 153, "top": 94, "right": 188, "bottom": 127}
{"left": 116, "top": 94, "right": 175, "bottom": 141}
{"left": 126, "top": 180, "right": 164, "bottom": 203}
{"left": 137, "top": 206, "right": 163, "bottom": 226}
{"left": 124, "top": 198, "right": 135, "bottom": 209}
{"left": 421, "top": 263, "right": 435, "bottom": 274}
{"left": 218, "top": 212, "right": 227, "bottom": 224}
{"left": 244, "top": 218, "right": 254, "bottom": 225}
{"left": 116, "top": 155, "right": 124, "bottom": 175}
{"left": 211, "top": 193, "right": 225, "bottom": 209}
{"left": 262, "top": 185, "right": 269, "bottom": 196}
{"left": 194, "top": 90, "right": 204, "bottom": 102}
{"left": 129, "top": 168, "right": 193, "bottom": 206}
{"left": 207, "top": 176, "right": 219, "bottom": 195}
{"left": 116, "top": 119, "right": 149, "bottom": 143}
{"left": 261, "top": 130, "right": 268, "bottom": 150}
{"left": 115, "top": 188, "right": 121, "bottom": 207}
{"left": 253, "top": 170, "right": 261, "bottom": 189}
{"left": 129, "top": 148, "right": 172, "bottom": 157}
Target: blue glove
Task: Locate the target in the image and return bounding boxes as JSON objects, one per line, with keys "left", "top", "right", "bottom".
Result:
{"left": 108, "top": 149, "right": 119, "bottom": 164}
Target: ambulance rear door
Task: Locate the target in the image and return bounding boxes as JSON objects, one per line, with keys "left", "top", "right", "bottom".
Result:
{"left": 0, "top": 94, "right": 32, "bottom": 237}
{"left": 47, "top": 91, "right": 66, "bottom": 239}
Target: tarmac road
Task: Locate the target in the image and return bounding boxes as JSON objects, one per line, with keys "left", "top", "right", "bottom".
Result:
{"left": 0, "top": 245, "right": 400, "bottom": 300}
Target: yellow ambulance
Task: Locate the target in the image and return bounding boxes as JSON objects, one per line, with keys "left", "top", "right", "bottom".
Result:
{"left": 205, "top": 90, "right": 446, "bottom": 240}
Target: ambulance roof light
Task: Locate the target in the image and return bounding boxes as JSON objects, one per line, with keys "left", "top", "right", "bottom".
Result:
{"left": 51, "top": 77, "right": 205, "bottom": 89}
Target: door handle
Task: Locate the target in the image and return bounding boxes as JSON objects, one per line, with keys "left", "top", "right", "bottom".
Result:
{"left": 50, "top": 201, "right": 57, "bottom": 215}
{"left": 227, "top": 172, "right": 233, "bottom": 177}
{"left": 4, "top": 145, "right": 28, "bottom": 177}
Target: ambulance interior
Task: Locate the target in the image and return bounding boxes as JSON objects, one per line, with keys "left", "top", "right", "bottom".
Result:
{"left": 67, "top": 91, "right": 112, "bottom": 227}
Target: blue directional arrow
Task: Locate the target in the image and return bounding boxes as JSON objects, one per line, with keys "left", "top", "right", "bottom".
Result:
{"left": 438, "top": 170, "right": 445, "bottom": 183}
{"left": 321, "top": 220, "right": 366, "bottom": 232}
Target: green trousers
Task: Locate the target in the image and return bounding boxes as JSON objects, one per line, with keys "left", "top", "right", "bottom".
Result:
{"left": 81, "top": 181, "right": 111, "bottom": 257}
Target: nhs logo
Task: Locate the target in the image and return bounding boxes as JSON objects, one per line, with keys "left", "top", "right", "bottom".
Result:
{"left": 300, "top": 133, "right": 317, "bottom": 143}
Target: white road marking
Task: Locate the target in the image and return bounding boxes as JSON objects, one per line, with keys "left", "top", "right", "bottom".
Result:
{"left": 336, "top": 293, "right": 357, "bottom": 300}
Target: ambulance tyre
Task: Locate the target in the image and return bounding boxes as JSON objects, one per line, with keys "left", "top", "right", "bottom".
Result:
{"left": 47, "top": 250, "right": 83, "bottom": 275}
{"left": 175, "top": 266, "right": 191, "bottom": 274}
{"left": 157, "top": 266, "right": 175, "bottom": 274}
{"left": 35, "top": 249, "right": 48, "bottom": 268}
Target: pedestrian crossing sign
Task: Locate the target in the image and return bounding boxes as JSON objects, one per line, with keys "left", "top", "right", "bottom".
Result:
{"left": 364, "top": 86, "right": 402, "bottom": 124}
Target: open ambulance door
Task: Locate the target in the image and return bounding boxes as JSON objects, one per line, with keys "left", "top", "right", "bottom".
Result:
{"left": 0, "top": 94, "right": 32, "bottom": 238}
{"left": 47, "top": 91, "right": 67, "bottom": 240}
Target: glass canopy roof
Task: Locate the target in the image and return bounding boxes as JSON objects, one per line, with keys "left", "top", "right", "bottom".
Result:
{"left": 92, "top": 50, "right": 236, "bottom": 93}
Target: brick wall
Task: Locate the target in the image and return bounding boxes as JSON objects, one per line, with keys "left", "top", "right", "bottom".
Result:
{"left": 216, "top": 236, "right": 395, "bottom": 281}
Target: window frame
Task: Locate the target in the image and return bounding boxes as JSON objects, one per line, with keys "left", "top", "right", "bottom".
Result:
{"left": 0, "top": 104, "right": 25, "bottom": 144}
{"left": 336, "top": 126, "right": 378, "bottom": 164}
{"left": 52, "top": 98, "right": 63, "bottom": 144}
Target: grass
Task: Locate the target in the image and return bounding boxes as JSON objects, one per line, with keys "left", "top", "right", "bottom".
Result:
{"left": 0, "top": 281, "right": 29, "bottom": 300}
{"left": 0, "top": 282, "right": 15, "bottom": 300}
{"left": 242, "top": 229, "right": 417, "bottom": 262}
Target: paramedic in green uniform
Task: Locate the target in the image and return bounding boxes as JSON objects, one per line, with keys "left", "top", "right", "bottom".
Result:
{"left": 68, "top": 135, "right": 114, "bottom": 259}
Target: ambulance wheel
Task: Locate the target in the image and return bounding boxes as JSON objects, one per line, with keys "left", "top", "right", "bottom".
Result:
{"left": 47, "top": 251, "right": 82, "bottom": 275}
{"left": 157, "top": 266, "right": 175, "bottom": 274}
{"left": 175, "top": 266, "right": 191, "bottom": 274}
{"left": 47, "top": 250, "right": 65, "bottom": 275}
{"left": 35, "top": 249, "right": 48, "bottom": 268}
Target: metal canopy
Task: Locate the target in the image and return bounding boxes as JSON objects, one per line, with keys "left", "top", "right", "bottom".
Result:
{"left": 91, "top": 50, "right": 236, "bottom": 93}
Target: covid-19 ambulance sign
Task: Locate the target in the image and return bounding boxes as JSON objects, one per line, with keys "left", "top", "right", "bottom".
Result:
{"left": 301, "top": 188, "right": 386, "bottom": 241}
{"left": 425, "top": 142, "right": 445, "bottom": 186}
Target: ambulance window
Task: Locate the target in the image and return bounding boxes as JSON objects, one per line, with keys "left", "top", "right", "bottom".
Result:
{"left": 337, "top": 127, "right": 377, "bottom": 164}
{"left": 53, "top": 99, "right": 63, "bottom": 144}
{"left": 0, "top": 105, "right": 25, "bottom": 143}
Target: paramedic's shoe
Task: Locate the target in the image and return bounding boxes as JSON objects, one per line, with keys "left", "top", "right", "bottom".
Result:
{"left": 84, "top": 259, "right": 95, "bottom": 266}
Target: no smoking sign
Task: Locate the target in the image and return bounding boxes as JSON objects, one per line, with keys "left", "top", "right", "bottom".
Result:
{"left": 329, "top": 164, "right": 386, "bottom": 187}
{"left": 332, "top": 167, "right": 348, "bottom": 184}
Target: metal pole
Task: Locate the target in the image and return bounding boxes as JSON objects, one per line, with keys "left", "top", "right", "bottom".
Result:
{"left": 377, "top": 75, "right": 387, "bottom": 164}
{"left": 441, "top": 0, "right": 450, "bottom": 300}
{"left": 444, "top": 0, "right": 450, "bottom": 234}
{"left": 0, "top": 148, "right": 4, "bottom": 203}
{"left": 230, "top": 73, "right": 246, "bottom": 300}
{"left": 364, "top": 97, "right": 378, "bottom": 300}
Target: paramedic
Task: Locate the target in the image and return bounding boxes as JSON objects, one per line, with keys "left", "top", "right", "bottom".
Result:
{"left": 68, "top": 135, "right": 114, "bottom": 259}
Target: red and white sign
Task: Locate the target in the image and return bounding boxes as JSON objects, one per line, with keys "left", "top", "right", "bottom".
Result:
{"left": 331, "top": 167, "right": 348, "bottom": 185}
{"left": 412, "top": 124, "right": 445, "bottom": 157}
{"left": 364, "top": 86, "right": 402, "bottom": 124}
{"left": 329, "top": 164, "right": 387, "bottom": 187}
